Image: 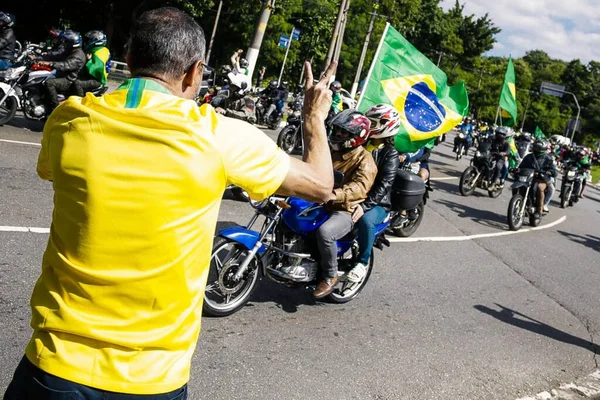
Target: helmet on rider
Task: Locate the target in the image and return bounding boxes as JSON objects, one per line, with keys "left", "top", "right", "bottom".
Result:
{"left": 61, "top": 30, "right": 82, "bottom": 49}
{"left": 329, "top": 109, "right": 372, "bottom": 151}
{"left": 532, "top": 138, "right": 549, "bottom": 156}
{"left": 521, "top": 132, "right": 532, "bottom": 142}
{"left": 227, "top": 72, "right": 250, "bottom": 98}
{"left": 365, "top": 104, "right": 401, "bottom": 140}
{"left": 330, "top": 81, "right": 342, "bottom": 93}
{"left": 268, "top": 79, "right": 278, "bottom": 91}
{"left": 495, "top": 126, "right": 510, "bottom": 141}
{"left": 239, "top": 58, "right": 249, "bottom": 68}
{"left": 0, "top": 12, "right": 14, "bottom": 30}
{"left": 83, "top": 30, "right": 107, "bottom": 51}
{"left": 575, "top": 147, "right": 589, "bottom": 161}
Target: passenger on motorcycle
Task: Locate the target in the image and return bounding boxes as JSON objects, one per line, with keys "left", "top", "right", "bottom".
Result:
{"left": 518, "top": 138, "right": 557, "bottom": 217}
{"left": 73, "top": 30, "right": 111, "bottom": 97}
{"left": 312, "top": 110, "right": 377, "bottom": 298}
{"left": 490, "top": 126, "right": 511, "bottom": 188}
{"left": 347, "top": 104, "right": 401, "bottom": 283}
{"left": 0, "top": 12, "right": 16, "bottom": 71}
{"left": 214, "top": 72, "right": 256, "bottom": 124}
{"left": 564, "top": 147, "right": 591, "bottom": 198}
{"left": 454, "top": 117, "right": 474, "bottom": 155}
{"left": 37, "top": 30, "right": 86, "bottom": 112}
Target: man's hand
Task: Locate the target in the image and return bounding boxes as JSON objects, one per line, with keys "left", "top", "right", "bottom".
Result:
{"left": 399, "top": 154, "right": 407, "bottom": 163}
{"left": 38, "top": 61, "right": 52, "bottom": 66}
{"left": 303, "top": 61, "right": 336, "bottom": 122}
{"left": 86, "top": 53, "right": 92, "bottom": 61}
{"left": 352, "top": 206, "right": 364, "bottom": 223}
{"left": 215, "top": 107, "right": 226, "bottom": 115}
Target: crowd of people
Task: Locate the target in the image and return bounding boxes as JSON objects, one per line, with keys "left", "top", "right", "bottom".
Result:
{"left": 0, "top": 12, "right": 111, "bottom": 113}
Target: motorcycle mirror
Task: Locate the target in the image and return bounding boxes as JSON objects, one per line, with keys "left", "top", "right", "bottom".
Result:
{"left": 333, "top": 170, "right": 345, "bottom": 189}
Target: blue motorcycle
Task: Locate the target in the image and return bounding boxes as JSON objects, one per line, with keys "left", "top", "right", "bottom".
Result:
{"left": 203, "top": 196, "right": 391, "bottom": 317}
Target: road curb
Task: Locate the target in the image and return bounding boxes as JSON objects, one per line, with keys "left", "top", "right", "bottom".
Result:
{"left": 517, "top": 369, "right": 600, "bottom": 400}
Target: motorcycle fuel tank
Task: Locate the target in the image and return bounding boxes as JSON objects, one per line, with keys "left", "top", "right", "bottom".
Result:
{"left": 282, "top": 197, "right": 329, "bottom": 235}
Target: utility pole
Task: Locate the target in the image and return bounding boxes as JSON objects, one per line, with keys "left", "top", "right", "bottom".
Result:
{"left": 350, "top": 1, "right": 381, "bottom": 98}
{"left": 323, "top": 0, "right": 348, "bottom": 72}
{"left": 205, "top": 0, "right": 223, "bottom": 66}
{"left": 246, "top": 0, "right": 275, "bottom": 80}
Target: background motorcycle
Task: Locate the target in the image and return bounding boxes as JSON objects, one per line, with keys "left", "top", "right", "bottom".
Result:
{"left": 454, "top": 132, "right": 468, "bottom": 160}
{"left": 276, "top": 94, "right": 303, "bottom": 155}
{"left": 560, "top": 164, "right": 584, "bottom": 208}
{"left": 389, "top": 163, "right": 430, "bottom": 237}
{"left": 459, "top": 138, "right": 503, "bottom": 198}
{"left": 507, "top": 168, "right": 543, "bottom": 231}
{"left": 255, "top": 94, "right": 282, "bottom": 130}
{"left": 203, "top": 184, "right": 394, "bottom": 317}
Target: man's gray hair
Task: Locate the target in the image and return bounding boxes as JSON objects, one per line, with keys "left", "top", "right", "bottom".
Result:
{"left": 128, "top": 7, "right": 205, "bottom": 80}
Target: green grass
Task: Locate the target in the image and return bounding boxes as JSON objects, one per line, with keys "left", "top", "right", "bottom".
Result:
{"left": 591, "top": 165, "right": 600, "bottom": 185}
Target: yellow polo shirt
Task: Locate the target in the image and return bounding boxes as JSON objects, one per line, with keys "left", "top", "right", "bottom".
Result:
{"left": 29, "top": 78, "right": 290, "bottom": 394}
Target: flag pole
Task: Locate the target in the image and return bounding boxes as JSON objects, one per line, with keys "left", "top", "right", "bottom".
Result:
{"left": 356, "top": 22, "right": 389, "bottom": 111}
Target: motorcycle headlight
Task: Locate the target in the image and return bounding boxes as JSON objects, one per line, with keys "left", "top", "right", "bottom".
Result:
{"left": 475, "top": 151, "right": 482, "bottom": 158}
{"left": 293, "top": 110, "right": 301, "bottom": 117}
{"left": 567, "top": 171, "right": 576, "bottom": 177}
{"left": 519, "top": 176, "right": 528, "bottom": 182}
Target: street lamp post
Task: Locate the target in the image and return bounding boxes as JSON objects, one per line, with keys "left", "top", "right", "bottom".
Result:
{"left": 350, "top": 1, "right": 384, "bottom": 98}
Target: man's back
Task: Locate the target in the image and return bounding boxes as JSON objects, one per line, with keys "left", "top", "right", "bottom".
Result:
{"left": 31, "top": 78, "right": 289, "bottom": 393}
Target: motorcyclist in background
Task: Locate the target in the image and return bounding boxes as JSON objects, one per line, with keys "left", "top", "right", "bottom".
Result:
{"left": 330, "top": 80, "right": 344, "bottom": 115}
{"left": 518, "top": 138, "right": 557, "bottom": 217}
{"left": 454, "top": 117, "right": 474, "bottom": 155}
{"left": 37, "top": 30, "right": 86, "bottom": 112}
{"left": 73, "top": 30, "right": 111, "bottom": 96}
{"left": 0, "top": 12, "right": 16, "bottom": 71}
{"left": 262, "top": 79, "right": 285, "bottom": 121}
{"left": 564, "top": 147, "right": 592, "bottom": 198}
{"left": 214, "top": 73, "right": 256, "bottom": 124}
{"left": 490, "top": 126, "right": 511, "bottom": 188}
{"left": 347, "top": 104, "right": 401, "bottom": 283}
{"left": 40, "top": 30, "right": 65, "bottom": 59}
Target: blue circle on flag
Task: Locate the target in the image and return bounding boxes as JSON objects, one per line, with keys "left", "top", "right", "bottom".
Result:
{"left": 404, "top": 82, "right": 446, "bottom": 133}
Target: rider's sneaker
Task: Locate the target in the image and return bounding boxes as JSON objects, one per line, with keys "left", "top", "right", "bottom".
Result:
{"left": 347, "top": 263, "right": 367, "bottom": 283}
{"left": 543, "top": 205, "right": 549, "bottom": 213}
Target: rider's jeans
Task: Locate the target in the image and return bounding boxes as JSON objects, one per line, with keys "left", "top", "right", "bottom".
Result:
{"left": 494, "top": 158, "right": 506, "bottom": 182}
{"left": 0, "top": 59, "right": 12, "bottom": 71}
{"left": 4, "top": 356, "right": 188, "bottom": 400}
{"left": 544, "top": 180, "right": 555, "bottom": 206}
{"left": 316, "top": 211, "right": 354, "bottom": 279}
{"left": 357, "top": 206, "right": 387, "bottom": 265}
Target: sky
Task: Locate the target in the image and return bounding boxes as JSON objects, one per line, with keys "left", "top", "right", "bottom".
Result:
{"left": 439, "top": 0, "right": 600, "bottom": 62}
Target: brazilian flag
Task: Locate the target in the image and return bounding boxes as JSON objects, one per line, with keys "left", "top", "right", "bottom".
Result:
{"left": 499, "top": 58, "right": 517, "bottom": 126}
{"left": 357, "top": 23, "right": 469, "bottom": 153}
{"left": 534, "top": 126, "right": 546, "bottom": 139}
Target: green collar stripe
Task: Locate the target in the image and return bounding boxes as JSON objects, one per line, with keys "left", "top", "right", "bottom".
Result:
{"left": 118, "top": 78, "right": 172, "bottom": 108}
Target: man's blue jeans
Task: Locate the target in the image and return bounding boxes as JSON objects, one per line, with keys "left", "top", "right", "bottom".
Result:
{"left": 0, "top": 59, "right": 12, "bottom": 71}
{"left": 3, "top": 356, "right": 188, "bottom": 400}
{"left": 357, "top": 206, "right": 388, "bottom": 265}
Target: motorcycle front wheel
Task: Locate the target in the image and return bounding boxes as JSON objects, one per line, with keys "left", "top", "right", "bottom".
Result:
{"left": 560, "top": 183, "right": 570, "bottom": 208}
{"left": 0, "top": 91, "right": 17, "bottom": 126}
{"left": 488, "top": 185, "right": 503, "bottom": 198}
{"left": 459, "top": 166, "right": 478, "bottom": 196}
{"left": 507, "top": 194, "right": 524, "bottom": 231}
{"left": 203, "top": 237, "right": 261, "bottom": 317}
{"left": 328, "top": 249, "right": 374, "bottom": 303}
{"left": 277, "top": 125, "right": 299, "bottom": 155}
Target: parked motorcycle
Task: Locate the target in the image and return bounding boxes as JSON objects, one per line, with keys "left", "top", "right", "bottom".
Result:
{"left": 459, "top": 138, "right": 503, "bottom": 198}
{"left": 507, "top": 168, "right": 542, "bottom": 231}
{"left": 560, "top": 164, "right": 584, "bottom": 208}
{"left": 389, "top": 164, "right": 430, "bottom": 237}
{"left": 276, "top": 95, "right": 303, "bottom": 155}
{"left": 0, "top": 45, "right": 106, "bottom": 125}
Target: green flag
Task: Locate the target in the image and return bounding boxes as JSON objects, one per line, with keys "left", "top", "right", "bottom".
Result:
{"left": 499, "top": 57, "right": 517, "bottom": 126}
{"left": 534, "top": 126, "right": 546, "bottom": 139}
{"left": 357, "top": 23, "right": 469, "bottom": 153}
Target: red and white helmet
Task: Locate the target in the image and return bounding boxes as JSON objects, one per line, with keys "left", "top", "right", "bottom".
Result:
{"left": 329, "top": 109, "right": 372, "bottom": 150}
{"left": 365, "top": 104, "right": 401, "bottom": 139}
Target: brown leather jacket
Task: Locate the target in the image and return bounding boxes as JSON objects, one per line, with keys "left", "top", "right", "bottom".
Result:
{"left": 329, "top": 146, "right": 378, "bottom": 212}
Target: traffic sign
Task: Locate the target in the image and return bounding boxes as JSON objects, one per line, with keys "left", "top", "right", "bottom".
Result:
{"left": 292, "top": 28, "right": 301, "bottom": 41}
{"left": 540, "top": 82, "right": 565, "bottom": 98}
{"left": 278, "top": 34, "right": 290, "bottom": 47}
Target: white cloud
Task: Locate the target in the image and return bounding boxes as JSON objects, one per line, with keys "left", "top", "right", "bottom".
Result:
{"left": 439, "top": 0, "right": 600, "bottom": 62}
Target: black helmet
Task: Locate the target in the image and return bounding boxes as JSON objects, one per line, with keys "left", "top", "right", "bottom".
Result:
{"left": 239, "top": 58, "right": 249, "bottom": 68}
{"left": 521, "top": 132, "right": 532, "bottom": 142}
{"left": 61, "top": 30, "right": 82, "bottom": 48}
{"left": 495, "top": 126, "right": 510, "bottom": 141}
{"left": 0, "top": 12, "right": 14, "bottom": 30}
{"left": 268, "top": 80, "right": 278, "bottom": 90}
{"left": 532, "top": 139, "right": 549, "bottom": 156}
{"left": 330, "top": 81, "right": 342, "bottom": 93}
{"left": 84, "top": 30, "right": 107, "bottom": 51}
{"left": 329, "top": 110, "right": 372, "bottom": 150}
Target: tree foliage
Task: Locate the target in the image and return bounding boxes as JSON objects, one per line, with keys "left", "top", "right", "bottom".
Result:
{"left": 4, "top": 0, "right": 598, "bottom": 143}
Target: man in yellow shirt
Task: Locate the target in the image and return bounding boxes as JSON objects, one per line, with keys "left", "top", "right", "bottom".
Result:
{"left": 4, "top": 7, "right": 335, "bottom": 400}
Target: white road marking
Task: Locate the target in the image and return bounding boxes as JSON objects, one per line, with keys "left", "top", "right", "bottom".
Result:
{"left": 430, "top": 176, "right": 459, "bottom": 181}
{"left": 388, "top": 216, "right": 567, "bottom": 243}
{"left": 0, "top": 139, "right": 41, "bottom": 147}
{"left": 0, "top": 226, "right": 50, "bottom": 233}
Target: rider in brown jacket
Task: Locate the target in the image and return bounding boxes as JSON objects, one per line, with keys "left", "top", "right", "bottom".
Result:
{"left": 313, "top": 110, "right": 377, "bottom": 298}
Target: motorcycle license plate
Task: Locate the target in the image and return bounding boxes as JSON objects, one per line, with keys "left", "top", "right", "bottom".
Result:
{"left": 519, "top": 176, "right": 528, "bottom": 182}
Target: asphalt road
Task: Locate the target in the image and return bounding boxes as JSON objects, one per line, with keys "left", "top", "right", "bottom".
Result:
{"left": 1, "top": 119, "right": 599, "bottom": 400}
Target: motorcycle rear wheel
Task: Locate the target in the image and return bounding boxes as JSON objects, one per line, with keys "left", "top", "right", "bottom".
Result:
{"left": 391, "top": 202, "right": 424, "bottom": 237}
{"left": 507, "top": 194, "right": 524, "bottom": 231}
{"left": 488, "top": 185, "right": 503, "bottom": 198}
{"left": 0, "top": 91, "right": 17, "bottom": 126}
{"left": 277, "top": 125, "right": 298, "bottom": 155}
{"left": 327, "top": 250, "right": 374, "bottom": 304}
{"left": 459, "top": 166, "right": 478, "bottom": 197}
{"left": 203, "top": 237, "right": 261, "bottom": 317}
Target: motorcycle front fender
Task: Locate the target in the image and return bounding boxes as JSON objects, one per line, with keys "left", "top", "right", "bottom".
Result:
{"left": 218, "top": 226, "right": 267, "bottom": 255}
{"left": 0, "top": 81, "right": 21, "bottom": 108}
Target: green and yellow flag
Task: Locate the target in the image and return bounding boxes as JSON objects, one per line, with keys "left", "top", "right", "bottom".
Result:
{"left": 499, "top": 57, "right": 517, "bottom": 126}
{"left": 534, "top": 126, "right": 546, "bottom": 139}
{"left": 357, "top": 24, "right": 469, "bottom": 153}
